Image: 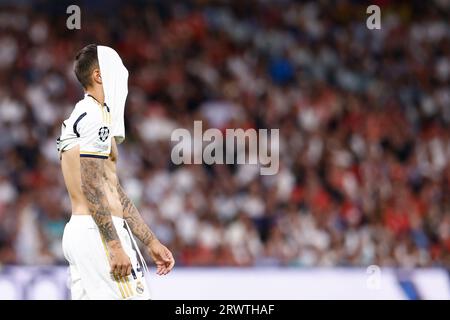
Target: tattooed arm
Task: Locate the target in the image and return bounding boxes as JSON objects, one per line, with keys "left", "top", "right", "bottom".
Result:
{"left": 80, "top": 157, "right": 132, "bottom": 277}
{"left": 116, "top": 181, "right": 175, "bottom": 275}
{"left": 117, "top": 182, "right": 156, "bottom": 246}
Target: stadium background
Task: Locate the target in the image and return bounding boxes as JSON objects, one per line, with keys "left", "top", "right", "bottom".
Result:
{"left": 0, "top": 0, "right": 449, "bottom": 299}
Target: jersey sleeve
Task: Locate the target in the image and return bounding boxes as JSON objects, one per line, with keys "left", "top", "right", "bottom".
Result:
{"left": 57, "top": 104, "right": 112, "bottom": 159}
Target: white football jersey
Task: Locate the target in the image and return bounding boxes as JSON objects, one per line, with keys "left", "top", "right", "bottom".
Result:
{"left": 57, "top": 94, "right": 112, "bottom": 159}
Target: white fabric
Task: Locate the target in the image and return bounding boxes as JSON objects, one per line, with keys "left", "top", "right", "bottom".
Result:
{"left": 57, "top": 95, "right": 112, "bottom": 159}
{"left": 124, "top": 220, "right": 149, "bottom": 274}
{"left": 62, "top": 215, "right": 151, "bottom": 300}
{"left": 97, "top": 46, "right": 128, "bottom": 144}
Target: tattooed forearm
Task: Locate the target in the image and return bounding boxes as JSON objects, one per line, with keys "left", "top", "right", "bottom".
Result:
{"left": 117, "top": 181, "right": 157, "bottom": 246}
{"left": 80, "top": 158, "right": 120, "bottom": 244}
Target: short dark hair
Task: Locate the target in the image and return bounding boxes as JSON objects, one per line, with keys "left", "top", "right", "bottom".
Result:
{"left": 74, "top": 44, "right": 99, "bottom": 89}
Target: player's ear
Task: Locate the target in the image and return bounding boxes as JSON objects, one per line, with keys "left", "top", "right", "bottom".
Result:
{"left": 93, "top": 68, "right": 102, "bottom": 85}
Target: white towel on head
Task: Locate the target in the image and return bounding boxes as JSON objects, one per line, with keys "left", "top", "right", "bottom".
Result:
{"left": 97, "top": 45, "right": 129, "bottom": 144}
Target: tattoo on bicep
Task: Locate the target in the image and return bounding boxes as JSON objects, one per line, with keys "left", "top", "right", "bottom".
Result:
{"left": 80, "top": 158, "right": 119, "bottom": 243}
{"left": 116, "top": 181, "right": 156, "bottom": 246}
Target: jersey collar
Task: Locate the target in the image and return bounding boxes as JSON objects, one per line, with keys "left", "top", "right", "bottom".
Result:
{"left": 85, "top": 93, "right": 106, "bottom": 107}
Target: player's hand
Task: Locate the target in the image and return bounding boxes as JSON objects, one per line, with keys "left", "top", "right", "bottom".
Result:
{"left": 108, "top": 241, "right": 132, "bottom": 278}
{"left": 147, "top": 240, "right": 175, "bottom": 275}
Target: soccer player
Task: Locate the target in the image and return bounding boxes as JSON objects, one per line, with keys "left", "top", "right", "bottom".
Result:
{"left": 57, "top": 44, "right": 174, "bottom": 300}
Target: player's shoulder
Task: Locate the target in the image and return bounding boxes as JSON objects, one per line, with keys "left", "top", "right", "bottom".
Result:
{"left": 73, "top": 96, "right": 96, "bottom": 114}
{"left": 67, "top": 96, "right": 98, "bottom": 121}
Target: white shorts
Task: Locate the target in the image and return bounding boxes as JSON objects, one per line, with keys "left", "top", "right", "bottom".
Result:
{"left": 62, "top": 215, "right": 152, "bottom": 300}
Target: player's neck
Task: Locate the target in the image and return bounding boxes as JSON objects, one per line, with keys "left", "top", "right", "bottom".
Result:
{"left": 85, "top": 88, "right": 104, "bottom": 106}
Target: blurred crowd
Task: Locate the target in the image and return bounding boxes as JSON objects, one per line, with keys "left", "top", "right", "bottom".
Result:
{"left": 0, "top": 0, "right": 449, "bottom": 268}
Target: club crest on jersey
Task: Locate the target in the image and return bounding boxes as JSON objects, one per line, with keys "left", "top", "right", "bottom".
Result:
{"left": 98, "top": 126, "right": 110, "bottom": 142}
{"left": 136, "top": 281, "right": 144, "bottom": 294}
